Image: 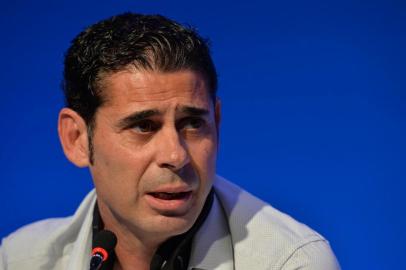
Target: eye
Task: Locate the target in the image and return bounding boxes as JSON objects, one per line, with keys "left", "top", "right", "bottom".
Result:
{"left": 131, "top": 120, "right": 159, "bottom": 133}
{"left": 178, "top": 117, "right": 206, "bottom": 131}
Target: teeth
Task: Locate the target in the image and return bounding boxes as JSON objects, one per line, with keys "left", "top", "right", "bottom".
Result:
{"left": 152, "top": 192, "right": 188, "bottom": 200}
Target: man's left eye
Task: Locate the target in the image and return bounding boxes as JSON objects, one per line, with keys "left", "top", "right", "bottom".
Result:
{"left": 178, "top": 117, "right": 205, "bottom": 130}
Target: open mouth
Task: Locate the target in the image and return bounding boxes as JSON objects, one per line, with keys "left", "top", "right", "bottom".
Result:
{"left": 145, "top": 190, "right": 194, "bottom": 213}
{"left": 148, "top": 191, "right": 192, "bottom": 200}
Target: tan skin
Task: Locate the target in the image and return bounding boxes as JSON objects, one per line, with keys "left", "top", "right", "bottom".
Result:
{"left": 58, "top": 69, "right": 221, "bottom": 270}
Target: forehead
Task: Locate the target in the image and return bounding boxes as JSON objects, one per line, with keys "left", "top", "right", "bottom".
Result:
{"left": 99, "top": 69, "right": 211, "bottom": 109}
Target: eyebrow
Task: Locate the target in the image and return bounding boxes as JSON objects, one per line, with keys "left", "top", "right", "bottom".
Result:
{"left": 117, "top": 109, "right": 160, "bottom": 129}
{"left": 179, "top": 106, "right": 210, "bottom": 116}
{"left": 116, "top": 105, "right": 209, "bottom": 129}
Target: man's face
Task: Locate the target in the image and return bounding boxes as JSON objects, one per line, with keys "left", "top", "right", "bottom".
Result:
{"left": 89, "top": 69, "right": 219, "bottom": 242}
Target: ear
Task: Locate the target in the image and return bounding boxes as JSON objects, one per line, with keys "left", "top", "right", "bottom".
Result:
{"left": 58, "top": 108, "right": 90, "bottom": 168}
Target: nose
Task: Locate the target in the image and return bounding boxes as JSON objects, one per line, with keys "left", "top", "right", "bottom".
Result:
{"left": 155, "top": 126, "right": 190, "bottom": 171}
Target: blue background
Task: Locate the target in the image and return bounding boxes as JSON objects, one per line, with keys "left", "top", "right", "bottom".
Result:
{"left": 1, "top": 1, "right": 405, "bottom": 269}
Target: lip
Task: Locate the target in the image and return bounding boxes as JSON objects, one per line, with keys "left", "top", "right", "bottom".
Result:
{"left": 144, "top": 189, "right": 194, "bottom": 214}
{"left": 149, "top": 185, "right": 193, "bottom": 193}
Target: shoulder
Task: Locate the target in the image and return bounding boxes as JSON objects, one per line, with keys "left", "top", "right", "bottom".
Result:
{"left": 213, "top": 176, "right": 340, "bottom": 269}
{"left": 0, "top": 190, "right": 96, "bottom": 269}
{"left": 0, "top": 217, "right": 74, "bottom": 267}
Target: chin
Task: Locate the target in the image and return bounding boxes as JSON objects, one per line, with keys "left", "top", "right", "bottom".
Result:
{"left": 140, "top": 192, "right": 205, "bottom": 236}
{"left": 152, "top": 212, "right": 197, "bottom": 236}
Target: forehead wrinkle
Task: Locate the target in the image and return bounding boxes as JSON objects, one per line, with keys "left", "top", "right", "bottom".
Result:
{"left": 129, "top": 90, "right": 205, "bottom": 104}
{"left": 99, "top": 69, "right": 210, "bottom": 107}
{"left": 129, "top": 76, "right": 207, "bottom": 103}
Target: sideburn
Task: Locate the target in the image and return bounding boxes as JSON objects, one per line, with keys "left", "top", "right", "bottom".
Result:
{"left": 87, "top": 122, "right": 95, "bottom": 165}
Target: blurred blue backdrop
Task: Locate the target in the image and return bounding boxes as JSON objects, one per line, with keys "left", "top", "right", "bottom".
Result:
{"left": 1, "top": 0, "right": 405, "bottom": 269}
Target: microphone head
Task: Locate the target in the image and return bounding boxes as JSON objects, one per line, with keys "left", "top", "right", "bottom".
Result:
{"left": 92, "top": 230, "right": 117, "bottom": 261}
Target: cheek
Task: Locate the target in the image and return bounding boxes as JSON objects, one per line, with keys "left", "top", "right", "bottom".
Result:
{"left": 189, "top": 138, "right": 217, "bottom": 175}
{"left": 91, "top": 135, "right": 154, "bottom": 195}
{"left": 95, "top": 131, "right": 151, "bottom": 169}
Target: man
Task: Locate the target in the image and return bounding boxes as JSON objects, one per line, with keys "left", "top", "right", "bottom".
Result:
{"left": 0, "top": 13, "right": 340, "bottom": 270}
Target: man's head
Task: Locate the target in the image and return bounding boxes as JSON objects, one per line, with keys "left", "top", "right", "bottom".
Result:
{"left": 58, "top": 13, "right": 220, "bottom": 246}
{"left": 62, "top": 12, "right": 217, "bottom": 163}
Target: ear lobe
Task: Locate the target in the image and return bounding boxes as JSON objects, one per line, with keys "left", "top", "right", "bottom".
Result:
{"left": 58, "top": 108, "right": 90, "bottom": 168}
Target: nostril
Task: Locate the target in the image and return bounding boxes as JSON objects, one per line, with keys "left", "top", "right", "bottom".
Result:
{"left": 161, "top": 163, "right": 176, "bottom": 169}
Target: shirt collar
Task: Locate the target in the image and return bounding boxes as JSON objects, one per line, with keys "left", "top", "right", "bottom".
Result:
{"left": 188, "top": 192, "right": 234, "bottom": 270}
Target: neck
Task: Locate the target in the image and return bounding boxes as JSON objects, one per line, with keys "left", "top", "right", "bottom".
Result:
{"left": 112, "top": 233, "right": 154, "bottom": 270}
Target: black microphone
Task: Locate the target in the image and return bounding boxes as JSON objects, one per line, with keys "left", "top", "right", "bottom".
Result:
{"left": 90, "top": 230, "right": 117, "bottom": 270}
